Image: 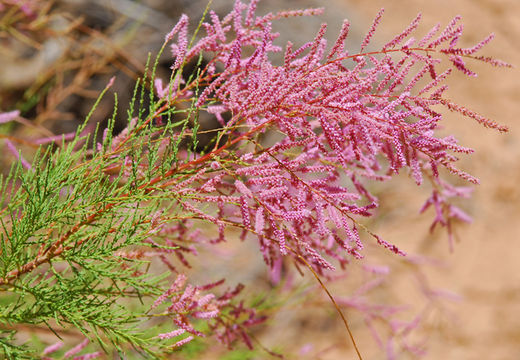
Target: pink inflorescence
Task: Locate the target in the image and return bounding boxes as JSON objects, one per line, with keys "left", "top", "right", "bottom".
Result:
{"left": 152, "top": 276, "right": 265, "bottom": 350}
{"left": 143, "top": 0, "right": 508, "bottom": 355}
{"left": 157, "top": 0, "right": 507, "bottom": 277}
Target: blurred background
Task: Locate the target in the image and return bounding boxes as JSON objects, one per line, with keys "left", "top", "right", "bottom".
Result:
{"left": 1, "top": 0, "right": 518, "bottom": 358}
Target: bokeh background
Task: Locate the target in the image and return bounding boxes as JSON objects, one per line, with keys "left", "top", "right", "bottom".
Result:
{"left": 1, "top": 0, "right": 518, "bottom": 358}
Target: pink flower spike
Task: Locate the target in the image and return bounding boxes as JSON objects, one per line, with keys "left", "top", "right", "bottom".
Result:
{"left": 43, "top": 341, "right": 64, "bottom": 355}
{"left": 4, "top": 139, "right": 31, "bottom": 169}
{"left": 35, "top": 131, "right": 77, "bottom": 145}
{"left": 274, "top": 227, "right": 287, "bottom": 255}
{"left": 64, "top": 339, "right": 89, "bottom": 359}
{"left": 151, "top": 273, "right": 187, "bottom": 310}
{"left": 155, "top": 78, "right": 166, "bottom": 98}
{"left": 327, "top": 19, "right": 350, "bottom": 60}
{"left": 254, "top": 207, "right": 264, "bottom": 235}
{"left": 158, "top": 329, "right": 186, "bottom": 340}
{"left": 165, "top": 14, "right": 189, "bottom": 43}
{"left": 106, "top": 76, "right": 115, "bottom": 89}
{"left": 375, "top": 235, "right": 406, "bottom": 256}
{"left": 173, "top": 335, "right": 194, "bottom": 348}
{"left": 360, "top": 8, "right": 384, "bottom": 51}
{"left": 245, "top": 0, "right": 259, "bottom": 27}
{"left": 383, "top": 13, "right": 421, "bottom": 50}
{"left": 235, "top": 179, "right": 253, "bottom": 198}
{"left": 0, "top": 110, "right": 20, "bottom": 124}
{"left": 193, "top": 309, "right": 219, "bottom": 319}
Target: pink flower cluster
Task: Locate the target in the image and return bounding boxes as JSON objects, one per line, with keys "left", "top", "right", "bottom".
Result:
{"left": 135, "top": 2, "right": 507, "bottom": 353}
{"left": 155, "top": 0, "right": 508, "bottom": 277}
{"left": 152, "top": 274, "right": 265, "bottom": 349}
{"left": 1, "top": 0, "right": 508, "bottom": 356}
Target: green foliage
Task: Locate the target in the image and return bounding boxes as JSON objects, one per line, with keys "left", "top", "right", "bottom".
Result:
{"left": 0, "top": 48, "right": 205, "bottom": 358}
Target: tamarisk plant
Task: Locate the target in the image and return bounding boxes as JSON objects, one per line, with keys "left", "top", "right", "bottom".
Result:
{"left": 0, "top": 0, "right": 510, "bottom": 358}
